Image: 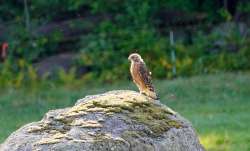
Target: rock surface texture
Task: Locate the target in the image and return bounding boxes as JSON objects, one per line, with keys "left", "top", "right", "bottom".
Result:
{"left": 0, "top": 90, "right": 205, "bottom": 151}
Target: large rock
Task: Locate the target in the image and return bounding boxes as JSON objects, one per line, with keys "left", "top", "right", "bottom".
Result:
{"left": 0, "top": 90, "right": 205, "bottom": 151}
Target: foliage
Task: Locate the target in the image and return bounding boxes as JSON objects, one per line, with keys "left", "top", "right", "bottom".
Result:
{"left": 78, "top": 23, "right": 250, "bottom": 82}
{"left": 0, "top": 0, "right": 250, "bottom": 85}
{"left": 237, "top": 1, "right": 250, "bottom": 13}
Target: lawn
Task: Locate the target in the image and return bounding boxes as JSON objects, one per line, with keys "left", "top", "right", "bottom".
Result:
{"left": 0, "top": 72, "right": 250, "bottom": 151}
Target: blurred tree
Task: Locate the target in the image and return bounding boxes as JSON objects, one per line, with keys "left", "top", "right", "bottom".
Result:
{"left": 23, "top": 0, "right": 31, "bottom": 32}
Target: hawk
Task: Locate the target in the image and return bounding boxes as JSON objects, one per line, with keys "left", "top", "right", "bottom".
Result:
{"left": 128, "top": 53, "right": 158, "bottom": 100}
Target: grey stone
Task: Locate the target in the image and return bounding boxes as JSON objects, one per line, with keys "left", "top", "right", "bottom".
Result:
{"left": 0, "top": 90, "right": 205, "bottom": 151}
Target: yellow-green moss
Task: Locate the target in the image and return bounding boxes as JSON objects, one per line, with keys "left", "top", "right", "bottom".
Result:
{"left": 127, "top": 102, "right": 182, "bottom": 136}
{"left": 63, "top": 92, "right": 182, "bottom": 137}
{"left": 35, "top": 132, "right": 66, "bottom": 145}
{"left": 121, "top": 131, "right": 143, "bottom": 139}
{"left": 71, "top": 119, "right": 103, "bottom": 128}
{"left": 27, "top": 125, "right": 47, "bottom": 133}
{"left": 30, "top": 92, "right": 182, "bottom": 139}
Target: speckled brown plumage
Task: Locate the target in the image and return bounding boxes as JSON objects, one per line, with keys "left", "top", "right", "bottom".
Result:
{"left": 128, "top": 53, "right": 158, "bottom": 100}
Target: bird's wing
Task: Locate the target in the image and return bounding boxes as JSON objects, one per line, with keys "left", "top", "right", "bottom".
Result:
{"left": 138, "top": 62, "right": 155, "bottom": 91}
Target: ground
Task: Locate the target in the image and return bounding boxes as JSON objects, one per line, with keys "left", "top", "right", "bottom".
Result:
{"left": 0, "top": 72, "right": 250, "bottom": 151}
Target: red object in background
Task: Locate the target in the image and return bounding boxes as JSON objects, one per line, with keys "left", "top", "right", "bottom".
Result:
{"left": 1, "top": 42, "right": 8, "bottom": 61}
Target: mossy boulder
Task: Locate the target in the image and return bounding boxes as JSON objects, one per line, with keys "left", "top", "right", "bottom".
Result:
{"left": 0, "top": 90, "right": 205, "bottom": 151}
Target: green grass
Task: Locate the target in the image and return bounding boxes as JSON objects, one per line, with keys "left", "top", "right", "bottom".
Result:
{"left": 0, "top": 72, "right": 250, "bottom": 151}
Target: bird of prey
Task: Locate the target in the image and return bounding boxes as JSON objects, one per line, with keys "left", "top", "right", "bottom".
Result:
{"left": 128, "top": 53, "right": 158, "bottom": 100}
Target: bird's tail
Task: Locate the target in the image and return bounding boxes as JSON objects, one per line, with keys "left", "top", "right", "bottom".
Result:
{"left": 145, "top": 90, "right": 159, "bottom": 100}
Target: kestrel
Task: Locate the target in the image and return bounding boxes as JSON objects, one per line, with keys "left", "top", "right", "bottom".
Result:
{"left": 128, "top": 53, "right": 158, "bottom": 100}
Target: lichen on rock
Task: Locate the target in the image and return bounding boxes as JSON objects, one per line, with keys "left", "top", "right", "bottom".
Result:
{"left": 0, "top": 90, "right": 205, "bottom": 151}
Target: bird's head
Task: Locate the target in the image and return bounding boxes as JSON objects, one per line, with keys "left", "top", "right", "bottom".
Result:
{"left": 128, "top": 53, "right": 143, "bottom": 62}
